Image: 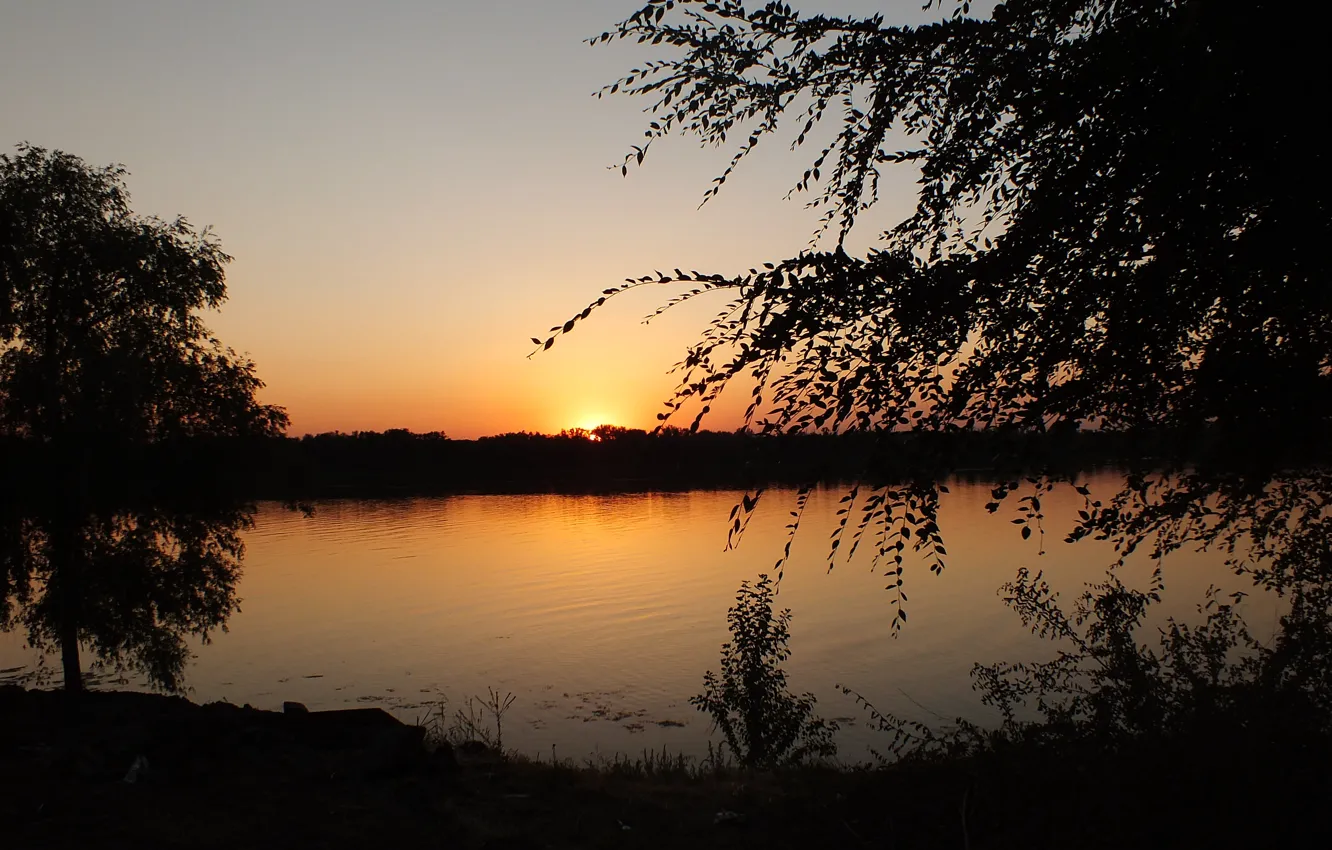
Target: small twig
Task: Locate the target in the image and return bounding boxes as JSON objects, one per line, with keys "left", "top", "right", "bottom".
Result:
{"left": 897, "top": 686, "right": 949, "bottom": 722}
{"left": 841, "top": 819, "right": 870, "bottom": 847}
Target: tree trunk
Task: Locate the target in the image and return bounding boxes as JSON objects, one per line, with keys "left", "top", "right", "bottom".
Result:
{"left": 60, "top": 617, "right": 82, "bottom": 693}
{"left": 50, "top": 512, "right": 85, "bottom": 694}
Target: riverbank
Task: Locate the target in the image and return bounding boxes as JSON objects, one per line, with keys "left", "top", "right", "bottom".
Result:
{"left": 4, "top": 686, "right": 1328, "bottom": 849}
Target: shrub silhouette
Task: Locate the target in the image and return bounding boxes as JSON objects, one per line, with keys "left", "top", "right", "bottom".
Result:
{"left": 691, "top": 575, "right": 836, "bottom": 767}
{"left": 972, "top": 568, "right": 1332, "bottom": 745}
{"left": 838, "top": 567, "right": 1332, "bottom": 766}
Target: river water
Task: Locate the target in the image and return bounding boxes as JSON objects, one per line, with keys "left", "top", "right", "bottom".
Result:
{"left": 0, "top": 473, "right": 1273, "bottom": 761}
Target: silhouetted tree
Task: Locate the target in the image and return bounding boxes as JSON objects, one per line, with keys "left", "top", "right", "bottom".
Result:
{"left": 692, "top": 575, "right": 837, "bottom": 766}
{"left": 0, "top": 144, "right": 287, "bottom": 692}
{"left": 540, "top": 0, "right": 1331, "bottom": 626}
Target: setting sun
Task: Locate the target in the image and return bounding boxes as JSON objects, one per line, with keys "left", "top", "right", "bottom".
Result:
{"left": 575, "top": 416, "right": 615, "bottom": 433}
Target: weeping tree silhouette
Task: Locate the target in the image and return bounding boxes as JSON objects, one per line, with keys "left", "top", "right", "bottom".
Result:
{"left": 536, "top": 0, "right": 1332, "bottom": 637}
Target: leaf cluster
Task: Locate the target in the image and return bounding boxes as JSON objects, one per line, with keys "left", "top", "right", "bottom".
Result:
{"left": 0, "top": 144, "right": 287, "bottom": 444}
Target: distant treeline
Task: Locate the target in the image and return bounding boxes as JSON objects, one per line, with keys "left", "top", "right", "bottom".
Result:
{"left": 5, "top": 424, "right": 1302, "bottom": 502}
{"left": 259, "top": 427, "right": 1145, "bottom": 496}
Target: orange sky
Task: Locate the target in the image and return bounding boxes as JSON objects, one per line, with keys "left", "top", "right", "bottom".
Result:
{"left": 1, "top": 0, "right": 937, "bottom": 438}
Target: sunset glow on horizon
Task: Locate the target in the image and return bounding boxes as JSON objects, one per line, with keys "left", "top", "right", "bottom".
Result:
{"left": 1, "top": 0, "right": 930, "bottom": 439}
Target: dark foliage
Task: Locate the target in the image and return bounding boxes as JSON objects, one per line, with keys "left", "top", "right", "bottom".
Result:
{"left": 559, "top": 0, "right": 1328, "bottom": 439}
{"left": 691, "top": 575, "right": 836, "bottom": 766}
{"left": 841, "top": 564, "right": 1332, "bottom": 769}
{"left": 972, "top": 567, "right": 1332, "bottom": 745}
{"left": 534, "top": 0, "right": 1332, "bottom": 636}
{"left": 0, "top": 425, "right": 1292, "bottom": 501}
{"left": 0, "top": 145, "right": 286, "bottom": 692}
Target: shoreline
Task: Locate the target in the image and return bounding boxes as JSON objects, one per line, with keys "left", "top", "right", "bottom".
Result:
{"left": 5, "top": 685, "right": 1326, "bottom": 849}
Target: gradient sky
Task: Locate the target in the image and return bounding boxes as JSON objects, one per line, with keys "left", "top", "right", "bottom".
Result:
{"left": 1, "top": 1, "right": 940, "bottom": 437}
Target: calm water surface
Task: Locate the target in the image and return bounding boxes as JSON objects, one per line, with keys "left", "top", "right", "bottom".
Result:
{"left": 1, "top": 474, "right": 1273, "bottom": 760}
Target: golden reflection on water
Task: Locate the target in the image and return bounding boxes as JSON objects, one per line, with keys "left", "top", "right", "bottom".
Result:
{"left": 0, "top": 474, "right": 1273, "bottom": 759}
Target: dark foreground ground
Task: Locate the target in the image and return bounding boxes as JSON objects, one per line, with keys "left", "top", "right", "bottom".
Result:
{"left": 3, "top": 686, "right": 1327, "bottom": 849}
